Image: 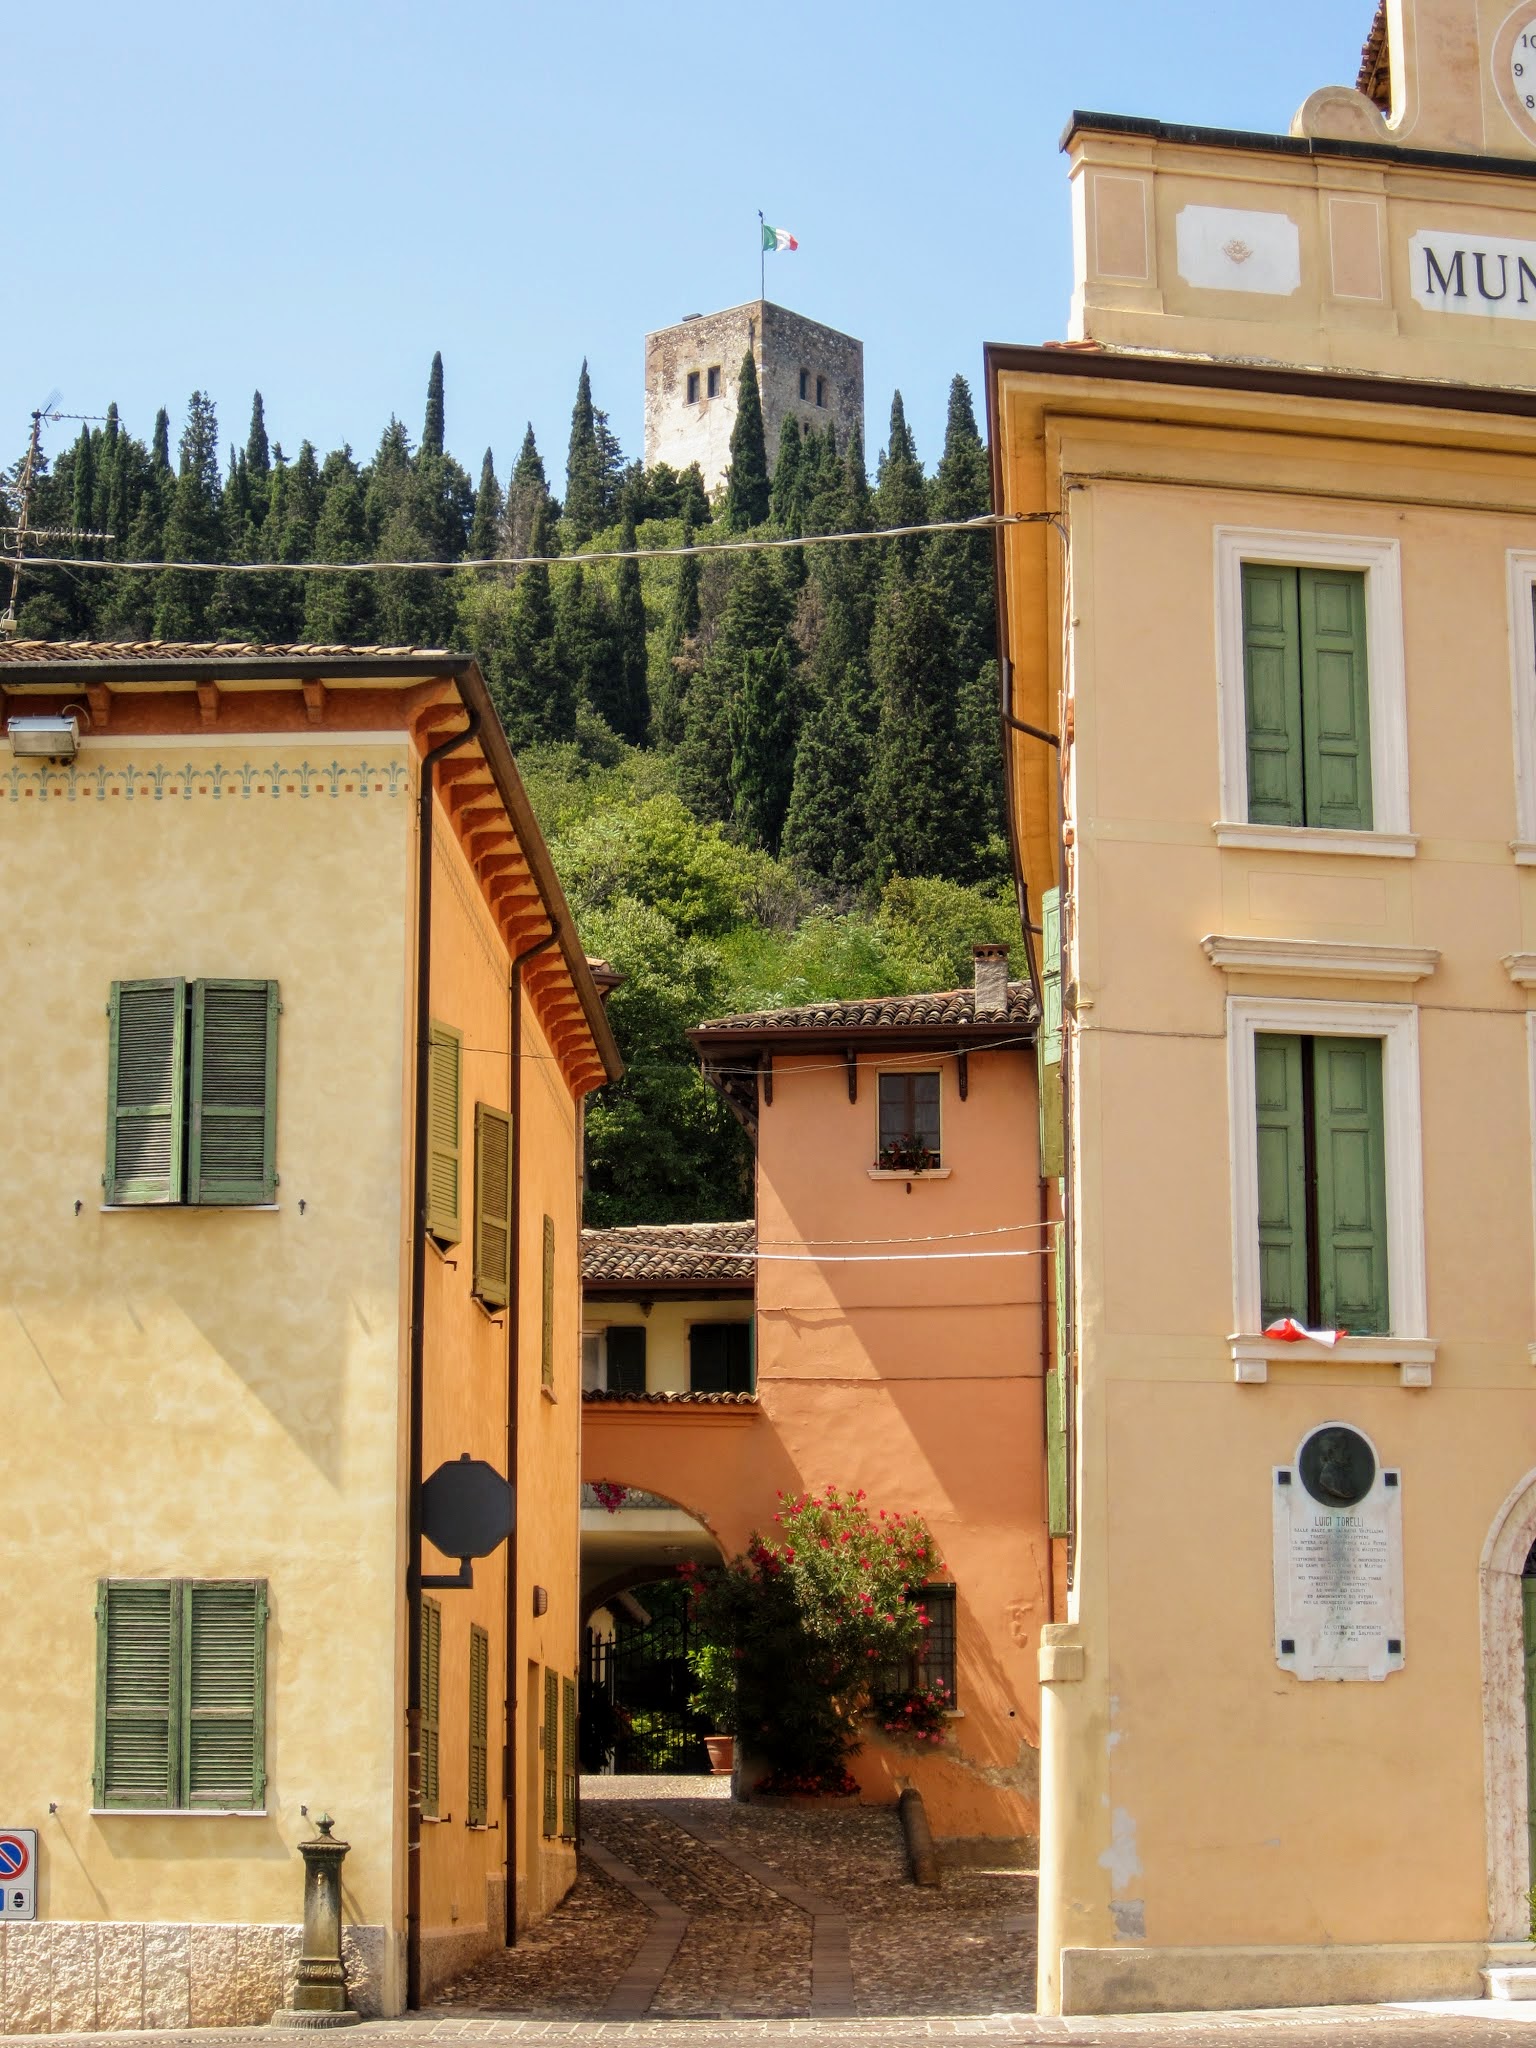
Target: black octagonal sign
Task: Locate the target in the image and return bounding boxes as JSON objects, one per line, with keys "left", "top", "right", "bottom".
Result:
{"left": 421, "top": 1454, "right": 515, "bottom": 1560}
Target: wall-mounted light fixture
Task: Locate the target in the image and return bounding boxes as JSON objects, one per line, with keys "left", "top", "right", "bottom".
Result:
{"left": 7, "top": 714, "right": 80, "bottom": 761}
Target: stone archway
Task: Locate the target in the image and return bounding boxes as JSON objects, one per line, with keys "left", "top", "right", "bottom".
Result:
{"left": 1482, "top": 1468, "right": 1536, "bottom": 1937}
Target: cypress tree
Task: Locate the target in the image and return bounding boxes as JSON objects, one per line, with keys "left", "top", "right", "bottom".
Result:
{"left": 564, "top": 361, "right": 605, "bottom": 542}
{"left": 469, "top": 448, "right": 503, "bottom": 561}
{"left": 364, "top": 417, "right": 414, "bottom": 543}
{"left": 154, "top": 391, "right": 224, "bottom": 640}
{"left": 286, "top": 440, "right": 322, "bottom": 563}
{"left": 676, "top": 463, "right": 710, "bottom": 527}
{"left": 782, "top": 660, "right": 872, "bottom": 892}
{"left": 95, "top": 403, "right": 120, "bottom": 532}
{"left": 246, "top": 449, "right": 302, "bottom": 640}
{"left": 422, "top": 352, "right": 445, "bottom": 460}
{"left": 867, "top": 573, "right": 975, "bottom": 884}
{"left": 482, "top": 498, "right": 574, "bottom": 747}
{"left": 725, "top": 350, "right": 770, "bottom": 529}
{"left": 151, "top": 407, "right": 171, "bottom": 473}
{"left": 246, "top": 391, "right": 271, "bottom": 477}
{"left": 928, "top": 374, "right": 1003, "bottom": 849}
{"left": 653, "top": 526, "right": 701, "bottom": 747}
{"left": 588, "top": 505, "right": 649, "bottom": 742}
{"left": 70, "top": 428, "right": 96, "bottom": 546}
{"left": 729, "top": 637, "right": 796, "bottom": 853}
{"left": 677, "top": 551, "right": 792, "bottom": 823}
{"left": 503, "top": 424, "right": 549, "bottom": 562}
{"left": 771, "top": 416, "right": 806, "bottom": 533}
{"left": 303, "top": 448, "right": 374, "bottom": 643}
{"left": 875, "top": 392, "right": 927, "bottom": 574}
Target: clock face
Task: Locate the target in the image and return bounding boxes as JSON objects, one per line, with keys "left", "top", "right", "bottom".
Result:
{"left": 1496, "top": 3, "right": 1536, "bottom": 140}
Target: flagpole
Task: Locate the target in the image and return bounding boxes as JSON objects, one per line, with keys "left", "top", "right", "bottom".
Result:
{"left": 758, "top": 210, "right": 765, "bottom": 300}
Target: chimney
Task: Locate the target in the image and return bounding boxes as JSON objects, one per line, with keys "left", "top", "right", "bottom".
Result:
{"left": 972, "top": 942, "right": 1011, "bottom": 1020}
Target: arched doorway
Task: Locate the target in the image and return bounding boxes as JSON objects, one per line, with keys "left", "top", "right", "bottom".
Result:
{"left": 580, "top": 1483, "right": 720, "bottom": 1775}
{"left": 1481, "top": 1470, "right": 1536, "bottom": 1937}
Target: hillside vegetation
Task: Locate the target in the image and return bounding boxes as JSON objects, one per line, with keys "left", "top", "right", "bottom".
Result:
{"left": 6, "top": 354, "right": 1021, "bottom": 1220}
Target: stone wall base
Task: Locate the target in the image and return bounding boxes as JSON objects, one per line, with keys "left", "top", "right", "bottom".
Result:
{"left": 0, "top": 1922, "right": 394, "bottom": 2034}
{"left": 1059, "top": 1940, "right": 1489, "bottom": 2015}
{"left": 417, "top": 1875, "right": 508, "bottom": 2005}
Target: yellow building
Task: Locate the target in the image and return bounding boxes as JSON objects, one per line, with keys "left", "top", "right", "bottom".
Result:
{"left": 990, "top": 0, "right": 1536, "bottom": 2016}
{"left": 0, "top": 642, "right": 619, "bottom": 2029}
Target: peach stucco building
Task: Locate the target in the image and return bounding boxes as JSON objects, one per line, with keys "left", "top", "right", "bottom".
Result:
{"left": 580, "top": 951, "right": 1053, "bottom": 1847}
{"left": 989, "top": 0, "right": 1536, "bottom": 2016}
{"left": 0, "top": 643, "right": 619, "bottom": 2028}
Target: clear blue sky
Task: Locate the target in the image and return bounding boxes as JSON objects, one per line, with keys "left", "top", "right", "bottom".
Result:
{"left": 6, "top": 0, "right": 1367, "bottom": 491}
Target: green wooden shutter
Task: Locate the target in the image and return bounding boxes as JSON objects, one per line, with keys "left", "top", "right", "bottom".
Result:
{"left": 468, "top": 1624, "right": 489, "bottom": 1827}
{"left": 473, "top": 1105, "right": 513, "bottom": 1308}
{"left": 421, "top": 1597, "right": 441, "bottom": 1818}
{"left": 1312, "top": 1035, "right": 1389, "bottom": 1334}
{"left": 106, "top": 979, "right": 187, "bottom": 1205}
{"left": 1255, "top": 1033, "right": 1309, "bottom": 1327}
{"left": 1046, "top": 1212, "right": 1068, "bottom": 1538}
{"left": 561, "top": 1676, "right": 578, "bottom": 1839}
{"left": 426, "top": 1024, "right": 462, "bottom": 1244}
{"left": 96, "top": 1580, "right": 180, "bottom": 1808}
{"left": 1242, "top": 564, "right": 1305, "bottom": 827}
{"left": 1299, "top": 567, "right": 1372, "bottom": 831}
{"left": 541, "top": 1215, "right": 556, "bottom": 1388}
{"left": 605, "top": 1325, "right": 647, "bottom": 1394}
{"left": 542, "top": 1667, "right": 559, "bottom": 1836}
{"left": 183, "top": 1580, "right": 267, "bottom": 1809}
{"left": 189, "top": 980, "right": 278, "bottom": 1205}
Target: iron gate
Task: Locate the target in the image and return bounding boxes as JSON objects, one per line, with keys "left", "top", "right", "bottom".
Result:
{"left": 582, "top": 1600, "right": 709, "bottom": 1774}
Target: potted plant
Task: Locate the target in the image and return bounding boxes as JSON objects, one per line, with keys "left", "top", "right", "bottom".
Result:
{"left": 687, "top": 1641, "right": 738, "bottom": 1774}
{"left": 870, "top": 1677, "right": 952, "bottom": 1746}
{"left": 684, "top": 1486, "right": 939, "bottom": 1798}
{"left": 876, "top": 1138, "right": 941, "bottom": 1174}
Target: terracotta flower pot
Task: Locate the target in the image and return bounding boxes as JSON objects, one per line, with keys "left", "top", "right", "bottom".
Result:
{"left": 704, "top": 1734, "right": 735, "bottom": 1775}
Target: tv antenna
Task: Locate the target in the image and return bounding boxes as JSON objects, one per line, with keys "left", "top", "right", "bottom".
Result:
{"left": 2, "top": 393, "right": 115, "bottom": 636}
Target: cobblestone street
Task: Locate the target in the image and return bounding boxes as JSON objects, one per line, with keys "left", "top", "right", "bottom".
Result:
{"left": 431, "top": 1777, "right": 1037, "bottom": 2022}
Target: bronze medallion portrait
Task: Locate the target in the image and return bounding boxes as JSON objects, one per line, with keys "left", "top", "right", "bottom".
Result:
{"left": 1298, "top": 1425, "right": 1376, "bottom": 1508}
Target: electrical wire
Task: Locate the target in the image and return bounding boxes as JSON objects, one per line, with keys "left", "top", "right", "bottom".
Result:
{"left": 3, "top": 510, "right": 1051, "bottom": 578}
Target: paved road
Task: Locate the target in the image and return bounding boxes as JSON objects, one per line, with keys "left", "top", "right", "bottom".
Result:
{"left": 6, "top": 2004, "right": 1536, "bottom": 2045}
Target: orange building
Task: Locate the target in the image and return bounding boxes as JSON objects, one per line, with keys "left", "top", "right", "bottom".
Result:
{"left": 580, "top": 949, "right": 1052, "bottom": 1848}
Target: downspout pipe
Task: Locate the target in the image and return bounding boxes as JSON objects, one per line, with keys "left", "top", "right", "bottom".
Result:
{"left": 503, "top": 924, "right": 560, "bottom": 1949}
{"left": 406, "top": 705, "right": 482, "bottom": 2012}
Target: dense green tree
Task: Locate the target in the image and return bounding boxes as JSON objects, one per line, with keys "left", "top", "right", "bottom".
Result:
{"left": 286, "top": 440, "right": 323, "bottom": 561}
{"left": 875, "top": 392, "right": 927, "bottom": 571}
{"left": 471, "top": 497, "right": 574, "bottom": 746}
{"left": 151, "top": 408, "right": 171, "bottom": 473}
{"left": 725, "top": 351, "right": 770, "bottom": 529}
{"left": 553, "top": 561, "right": 620, "bottom": 729}
{"left": 373, "top": 501, "right": 451, "bottom": 646}
{"left": 564, "top": 361, "right": 621, "bottom": 542}
{"left": 729, "top": 637, "right": 795, "bottom": 853}
{"left": 154, "top": 391, "right": 224, "bottom": 639}
{"left": 770, "top": 416, "right": 806, "bottom": 533}
{"left": 781, "top": 662, "right": 871, "bottom": 891}
{"left": 927, "top": 375, "right": 1002, "bottom": 844}
{"left": 244, "top": 392, "right": 271, "bottom": 525}
{"left": 677, "top": 551, "right": 792, "bottom": 823}
{"left": 69, "top": 427, "right": 95, "bottom": 546}
{"left": 468, "top": 448, "right": 502, "bottom": 561}
{"left": 604, "top": 506, "right": 651, "bottom": 743}
{"left": 303, "top": 448, "right": 374, "bottom": 642}
{"left": 503, "top": 424, "right": 549, "bottom": 561}
{"left": 421, "top": 351, "right": 445, "bottom": 459}
{"left": 867, "top": 572, "right": 974, "bottom": 884}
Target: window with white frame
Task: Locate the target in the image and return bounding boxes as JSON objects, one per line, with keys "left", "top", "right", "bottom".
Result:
{"left": 1227, "top": 996, "right": 1428, "bottom": 1350}
{"left": 581, "top": 1325, "right": 646, "bottom": 1393}
{"left": 1214, "top": 529, "right": 1412, "bottom": 853}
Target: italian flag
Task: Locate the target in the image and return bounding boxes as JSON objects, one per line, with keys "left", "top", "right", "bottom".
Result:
{"left": 762, "top": 222, "right": 798, "bottom": 252}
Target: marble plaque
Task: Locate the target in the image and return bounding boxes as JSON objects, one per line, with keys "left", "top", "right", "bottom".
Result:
{"left": 1273, "top": 1423, "right": 1403, "bottom": 1682}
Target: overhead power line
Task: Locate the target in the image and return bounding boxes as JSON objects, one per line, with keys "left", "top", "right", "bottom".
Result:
{"left": 2, "top": 510, "right": 1057, "bottom": 579}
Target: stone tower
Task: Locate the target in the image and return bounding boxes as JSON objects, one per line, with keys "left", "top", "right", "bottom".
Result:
{"left": 644, "top": 301, "right": 863, "bottom": 494}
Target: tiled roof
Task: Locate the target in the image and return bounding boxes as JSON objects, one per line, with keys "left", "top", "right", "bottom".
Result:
{"left": 0, "top": 640, "right": 450, "bottom": 664}
{"left": 1357, "top": 2, "right": 1389, "bottom": 108}
{"left": 582, "top": 1389, "right": 759, "bottom": 1406}
{"left": 582, "top": 1219, "right": 755, "bottom": 1283}
{"left": 694, "top": 983, "right": 1036, "bottom": 1033}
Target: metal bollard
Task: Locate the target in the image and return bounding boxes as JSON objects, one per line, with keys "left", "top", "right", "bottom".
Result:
{"left": 271, "top": 1814, "right": 362, "bottom": 2028}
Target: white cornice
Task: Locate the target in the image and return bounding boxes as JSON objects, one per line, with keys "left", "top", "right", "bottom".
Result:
{"left": 1506, "top": 953, "right": 1536, "bottom": 986}
{"left": 1202, "top": 935, "right": 1440, "bottom": 981}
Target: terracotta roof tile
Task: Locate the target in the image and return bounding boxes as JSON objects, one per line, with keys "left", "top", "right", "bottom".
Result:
{"left": 694, "top": 982, "right": 1037, "bottom": 1034}
{"left": 0, "top": 640, "right": 450, "bottom": 665}
{"left": 1357, "top": 1, "right": 1390, "bottom": 108}
{"left": 582, "top": 1219, "right": 754, "bottom": 1283}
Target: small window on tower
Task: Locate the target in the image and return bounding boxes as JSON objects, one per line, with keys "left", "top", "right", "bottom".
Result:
{"left": 799, "top": 369, "right": 810, "bottom": 401}
{"left": 815, "top": 376, "right": 827, "bottom": 408}
{"left": 686, "top": 370, "right": 700, "bottom": 405}
{"left": 707, "top": 365, "right": 722, "bottom": 398}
